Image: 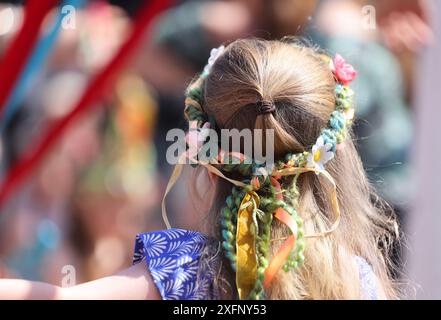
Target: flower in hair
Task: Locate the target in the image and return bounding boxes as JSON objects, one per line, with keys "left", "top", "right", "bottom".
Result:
{"left": 344, "top": 108, "right": 355, "bottom": 121}
{"left": 330, "top": 54, "right": 357, "bottom": 85}
{"left": 186, "top": 122, "right": 211, "bottom": 159}
{"left": 203, "top": 45, "right": 225, "bottom": 75}
{"left": 306, "top": 136, "right": 335, "bottom": 171}
{"left": 254, "top": 166, "right": 270, "bottom": 178}
{"left": 174, "top": 43, "right": 360, "bottom": 300}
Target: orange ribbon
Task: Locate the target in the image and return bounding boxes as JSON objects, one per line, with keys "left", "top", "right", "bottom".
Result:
{"left": 262, "top": 178, "right": 299, "bottom": 288}
{"left": 261, "top": 167, "right": 341, "bottom": 288}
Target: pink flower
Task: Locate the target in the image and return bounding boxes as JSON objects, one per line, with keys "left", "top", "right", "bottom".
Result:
{"left": 186, "top": 122, "right": 210, "bottom": 149}
{"left": 330, "top": 54, "right": 357, "bottom": 85}
{"left": 186, "top": 122, "right": 211, "bottom": 160}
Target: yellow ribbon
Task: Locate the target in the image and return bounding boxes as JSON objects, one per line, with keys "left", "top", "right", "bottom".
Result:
{"left": 236, "top": 191, "right": 260, "bottom": 300}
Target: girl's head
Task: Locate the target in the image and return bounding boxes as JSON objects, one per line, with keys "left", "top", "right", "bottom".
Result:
{"left": 184, "top": 38, "right": 398, "bottom": 299}
{"left": 204, "top": 38, "right": 335, "bottom": 156}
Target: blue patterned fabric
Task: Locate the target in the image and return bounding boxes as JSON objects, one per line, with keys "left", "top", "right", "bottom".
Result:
{"left": 133, "top": 228, "right": 218, "bottom": 300}
{"left": 133, "top": 228, "right": 378, "bottom": 300}
{"left": 355, "top": 256, "right": 378, "bottom": 300}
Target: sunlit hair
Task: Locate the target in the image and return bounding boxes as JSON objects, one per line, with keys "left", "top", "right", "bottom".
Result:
{"left": 190, "top": 38, "right": 400, "bottom": 299}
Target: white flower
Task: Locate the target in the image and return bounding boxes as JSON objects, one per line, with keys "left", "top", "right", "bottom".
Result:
{"left": 186, "top": 122, "right": 210, "bottom": 149}
{"left": 203, "top": 45, "right": 225, "bottom": 75}
{"left": 306, "top": 136, "right": 334, "bottom": 171}
{"left": 255, "top": 166, "right": 270, "bottom": 178}
{"left": 199, "top": 122, "right": 211, "bottom": 141}
{"left": 186, "top": 122, "right": 211, "bottom": 160}
{"left": 344, "top": 108, "right": 355, "bottom": 121}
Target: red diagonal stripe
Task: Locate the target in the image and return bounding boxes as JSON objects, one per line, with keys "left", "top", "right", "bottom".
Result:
{"left": 0, "top": 0, "right": 172, "bottom": 206}
{"left": 0, "top": 0, "right": 60, "bottom": 114}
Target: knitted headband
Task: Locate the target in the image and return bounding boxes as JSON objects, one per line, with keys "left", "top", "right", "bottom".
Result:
{"left": 163, "top": 43, "right": 357, "bottom": 300}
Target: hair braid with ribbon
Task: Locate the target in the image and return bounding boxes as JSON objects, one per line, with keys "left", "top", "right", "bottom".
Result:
{"left": 163, "top": 43, "right": 357, "bottom": 300}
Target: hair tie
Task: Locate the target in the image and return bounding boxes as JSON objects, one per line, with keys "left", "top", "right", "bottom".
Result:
{"left": 257, "top": 101, "right": 276, "bottom": 114}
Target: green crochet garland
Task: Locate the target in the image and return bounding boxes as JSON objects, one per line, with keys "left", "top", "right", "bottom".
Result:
{"left": 182, "top": 47, "right": 355, "bottom": 300}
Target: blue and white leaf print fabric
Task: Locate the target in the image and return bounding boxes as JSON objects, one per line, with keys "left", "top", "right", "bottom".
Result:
{"left": 133, "top": 228, "right": 217, "bottom": 300}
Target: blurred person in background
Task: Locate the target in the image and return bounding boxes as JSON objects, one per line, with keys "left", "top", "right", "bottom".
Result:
{"left": 407, "top": 0, "right": 441, "bottom": 299}
{"left": 67, "top": 73, "right": 159, "bottom": 281}
{"left": 0, "top": 1, "right": 158, "bottom": 284}
{"left": 0, "top": 69, "right": 100, "bottom": 283}
{"left": 311, "top": 0, "right": 432, "bottom": 210}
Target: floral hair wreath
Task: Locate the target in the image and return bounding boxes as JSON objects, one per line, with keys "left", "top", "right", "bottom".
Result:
{"left": 168, "top": 44, "right": 357, "bottom": 300}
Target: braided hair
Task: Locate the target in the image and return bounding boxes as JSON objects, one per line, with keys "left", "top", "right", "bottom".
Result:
{"left": 181, "top": 38, "right": 398, "bottom": 300}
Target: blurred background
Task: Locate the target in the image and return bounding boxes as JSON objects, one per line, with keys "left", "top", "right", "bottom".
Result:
{"left": 0, "top": 0, "right": 438, "bottom": 298}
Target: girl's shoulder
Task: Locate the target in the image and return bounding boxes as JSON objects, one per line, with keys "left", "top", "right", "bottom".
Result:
{"left": 133, "top": 228, "right": 218, "bottom": 300}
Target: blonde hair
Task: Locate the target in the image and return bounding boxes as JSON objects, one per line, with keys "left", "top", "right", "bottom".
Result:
{"left": 190, "top": 38, "right": 399, "bottom": 299}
